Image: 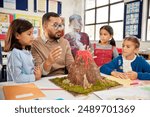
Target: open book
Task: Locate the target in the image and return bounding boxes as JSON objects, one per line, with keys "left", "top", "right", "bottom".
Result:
{"left": 3, "top": 83, "right": 45, "bottom": 100}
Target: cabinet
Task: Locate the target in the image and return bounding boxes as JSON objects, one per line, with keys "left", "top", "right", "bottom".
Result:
{"left": 139, "top": 52, "right": 150, "bottom": 60}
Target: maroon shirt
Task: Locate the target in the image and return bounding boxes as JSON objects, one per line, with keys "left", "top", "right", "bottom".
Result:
{"left": 64, "top": 32, "right": 91, "bottom": 58}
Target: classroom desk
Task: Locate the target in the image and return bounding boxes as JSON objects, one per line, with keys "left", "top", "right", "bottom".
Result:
{"left": 0, "top": 75, "right": 100, "bottom": 100}
{"left": 0, "top": 74, "right": 150, "bottom": 100}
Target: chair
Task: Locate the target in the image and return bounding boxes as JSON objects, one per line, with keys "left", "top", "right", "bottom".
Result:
{"left": 0, "top": 43, "right": 7, "bottom": 82}
{"left": 117, "top": 48, "right": 122, "bottom": 55}
{"left": 0, "top": 43, "right": 2, "bottom": 81}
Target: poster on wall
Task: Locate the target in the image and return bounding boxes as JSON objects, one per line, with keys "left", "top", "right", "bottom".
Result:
{"left": 14, "top": 14, "right": 42, "bottom": 38}
{"left": 38, "top": 0, "right": 46, "bottom": 13}
{"left": 48, "top": 0, "right": 57, "bottom": 13}
{"left": 0, "top": 0, "right": 28, "bottom": 11}
{"left": 34, "top": 0, "right": 62, "bottom": 15}
{"left": 3, "top": 0, "right": 16, "bottom": 9}
{"left": 34, "top": 0, "right": 46, "bottom": 13}
{"left": 123, "top": 0, "right": 143, "bottom": 38}
{"left": 0, "top": 13, "right": 13, "bottom": 40}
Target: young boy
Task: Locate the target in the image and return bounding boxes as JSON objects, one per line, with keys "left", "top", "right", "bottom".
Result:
{"left": 100, "top": 36, "right": 150, "bottom": 80}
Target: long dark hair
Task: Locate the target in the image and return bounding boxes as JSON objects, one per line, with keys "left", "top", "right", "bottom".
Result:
{"left": 99, "top": 25, "right": 116, "bottom": 46}
{"left": 4, "top": 19, "right": 33, "bottom": 52}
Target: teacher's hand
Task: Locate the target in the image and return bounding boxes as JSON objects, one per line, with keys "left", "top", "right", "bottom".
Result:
{"left": 47, "top": 46, "right": 62, "bottom": 65}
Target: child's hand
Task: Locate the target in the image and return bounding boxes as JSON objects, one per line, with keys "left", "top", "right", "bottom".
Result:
{"left": 34, "top": 66, "right": 41, "bottom": 80}
{"left": 125, "top": 71, "right": 138, "bottom": 80}
{"left": 111, "top": 71, "right": 129, "bottom": 79}
{"left": 86, "top": 45, "right": 92, "bottom": 52}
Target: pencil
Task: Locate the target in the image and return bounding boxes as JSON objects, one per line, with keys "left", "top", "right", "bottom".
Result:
{"left": 40, "top": 88, "right": 63, "bottom": 90}
{"left": 130, "top": 82, "right": 139, "bottom": 85}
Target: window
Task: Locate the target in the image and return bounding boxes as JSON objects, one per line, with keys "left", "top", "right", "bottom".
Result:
{"left": 110, "top": 22, "right": 123, "bottom": 41}
{"left": 110, "top": 3, "right": 124, "bottom": 21}
{"left": 85, "top": 0, "right": 95, "bottom": 9}
{"left": 84, "top": 0, "right": 124, "bottom": 41}
{"left": 96, "top": 0, "right": 108, "bottom": 7}
{"left": 147, "top": 19, "right": 150, "bottom": 41}
{"left": 85, "top": 10, "right": 95, "bottom": 24}
{"left": 147, "top": 0, "right": 150, "bottom": 41}
{"left": 110, "top": 0, "right": 122, "bottom": 4}
{"left": 85, "top": 25, "right": 95, "bottom": 41}
{"left": 96, "top": 7, "right": 108, "bottom": 23}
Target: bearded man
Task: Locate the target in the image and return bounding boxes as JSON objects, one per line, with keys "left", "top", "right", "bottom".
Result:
{"left": 31, "top": 12, "right": 74, "bottom": 76}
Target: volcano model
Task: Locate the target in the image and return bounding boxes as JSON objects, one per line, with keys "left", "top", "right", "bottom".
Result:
{"left": 50, "top": 50, "right": 120, "bottom": 95}
{"left": 68, "top": 50, "right": 104, "bottom": 89}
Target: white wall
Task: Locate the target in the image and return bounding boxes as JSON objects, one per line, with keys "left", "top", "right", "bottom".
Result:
{"left": 0, "top": 0, "right": 84, "bottom": 46}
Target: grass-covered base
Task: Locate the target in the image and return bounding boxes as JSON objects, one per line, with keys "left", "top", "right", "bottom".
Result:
{"left": 50, "top": 76, "right": 120, "bottom": 95}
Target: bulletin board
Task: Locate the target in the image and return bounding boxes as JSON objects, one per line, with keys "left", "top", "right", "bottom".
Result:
{"left": 48, "top": 0, "right": 62, "bottom": 15}
{"left": 0, "top": 13, "right": 14, "bottom": 40}
{"left": 14, "top": 14, "right": 42, "bottom": 38}
{"left": 0, "top": 0, "right": 28, "bottom": 11}
{"left": 123, "top": 0, "right": 143, "bottom": 38}
{"left": 34, "top": 0, "right": 46, "bottom": 13}
{"left": 34, "top": 0, "right": 62, "bottom": 15}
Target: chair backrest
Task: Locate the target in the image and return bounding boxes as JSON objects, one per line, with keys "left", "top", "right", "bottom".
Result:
{"left": 0, "top": 43, "right": 7, "bottom": 82}
{"left": 1, "top": 65, "right": 7, "bottom": 82}
{"left": 0, "top": 43, "right": 2, "bottom": 81}
{"left": 0, "top": 43, "right": 2, "bottom": 65}
{"left": 117, "top": 48, "right": 122, "bottom": 55}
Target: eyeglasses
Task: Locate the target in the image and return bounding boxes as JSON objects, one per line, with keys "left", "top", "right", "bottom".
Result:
{"left": 51, "top": 23, "right": 64, "bottom": 30}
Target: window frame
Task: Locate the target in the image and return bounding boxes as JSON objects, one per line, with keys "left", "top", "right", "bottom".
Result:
{"left": 146, "top": 0, "right": 150, "bottom": 41}
{"left": 84, "top": 0, "right": 124, "bottom": 41}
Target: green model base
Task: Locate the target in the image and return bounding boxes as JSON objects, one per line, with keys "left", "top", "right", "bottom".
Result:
{"left": 50, "top": 76, "right": 121, "bottom": 95}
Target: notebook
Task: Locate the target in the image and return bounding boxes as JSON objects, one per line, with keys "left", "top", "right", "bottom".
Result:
{"left": 3, "top": 83, "right": 45, "bottom": 100}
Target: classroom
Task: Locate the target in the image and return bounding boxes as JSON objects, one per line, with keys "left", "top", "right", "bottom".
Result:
{"left": 0, "top": 0, "right": 150, "bottom": 100}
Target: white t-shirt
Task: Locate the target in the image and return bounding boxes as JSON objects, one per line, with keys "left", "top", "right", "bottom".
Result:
{"left": 123, "top": 55, "right": 136, "bottom": 72}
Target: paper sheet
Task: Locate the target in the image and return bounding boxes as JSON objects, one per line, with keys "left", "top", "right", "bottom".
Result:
{"left": 102, "top": 74, "right": 132, "bottom": 86}
{"left": 94, "top": 85, "right": 150, "bottom": 100}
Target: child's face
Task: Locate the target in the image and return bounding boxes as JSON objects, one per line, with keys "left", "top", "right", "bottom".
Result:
{"left": 122, "top": 40, "right": 139, "bottom": 59}
{"left": 99, "top": 29, "right": 112, "bottom": 44}
{"left": 16, "top": 28, "right": 34, "bottom": 48}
